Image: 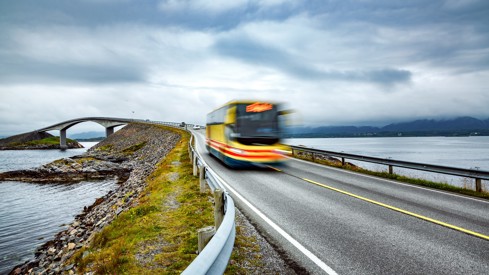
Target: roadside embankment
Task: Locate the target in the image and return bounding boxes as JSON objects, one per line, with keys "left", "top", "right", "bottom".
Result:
{"left": 9, "top": 123, "right": 181, "bottom": 274}
{"left": 7, "top": 123, "right": 295, "bottom": 274}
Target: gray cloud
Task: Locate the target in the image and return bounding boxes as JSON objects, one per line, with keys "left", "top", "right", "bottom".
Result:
{"left": 1, "top": 0, "right": 489, "bottom": 136}
{"left": 214, "top": 35, "right": 412, "bottom": 85}
{"left": 0, "top": 56, "right": 145, "bottom": 84}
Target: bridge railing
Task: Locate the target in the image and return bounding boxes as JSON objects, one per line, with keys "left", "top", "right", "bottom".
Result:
{"left": 290, "top": 145, "right": 489, "bottom": 193}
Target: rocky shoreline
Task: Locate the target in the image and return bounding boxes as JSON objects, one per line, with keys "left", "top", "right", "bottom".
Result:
{"left": 7, "top": 123, "right": 181, "bottom": 275}
{"left": 0, "top": 157, "right": 131, "bottom": 184}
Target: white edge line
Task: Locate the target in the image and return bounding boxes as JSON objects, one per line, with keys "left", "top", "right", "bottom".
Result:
{"left": 194, "top": 133, "right": 338, "bottom": 275}
{"left": 214, "top": 169, "right": 338, "bottom": 275}
{"left": 288, "top": 156, "right": 489, "bottom": 204}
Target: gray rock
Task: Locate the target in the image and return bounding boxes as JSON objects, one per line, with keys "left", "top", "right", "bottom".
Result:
{"left": 8, "top": 123, "right": 181, "bottom": 274}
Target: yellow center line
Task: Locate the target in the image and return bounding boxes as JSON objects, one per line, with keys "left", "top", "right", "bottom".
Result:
{"left": 301, "top": 177, "right": 489, "bottom": 241}
{"left": 268, "top": 166, "right": 282, "bottom": 172}
{"left": 267, "top": 166, "right": 489, "bottom": 241}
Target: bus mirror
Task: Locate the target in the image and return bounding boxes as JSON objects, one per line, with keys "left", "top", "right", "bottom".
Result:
{"left": 278, "top": 109, "right": 294, "bottom": 116}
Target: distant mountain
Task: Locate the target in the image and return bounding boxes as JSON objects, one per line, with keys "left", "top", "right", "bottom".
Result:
{"left": 68, "top": 131, "right": 105, "bottom": 139}
{"left": 382, "top": 117, "right": 488, "bottom": 132}
{"left": 284, "top": 117, "right": 489, "bottom": 138}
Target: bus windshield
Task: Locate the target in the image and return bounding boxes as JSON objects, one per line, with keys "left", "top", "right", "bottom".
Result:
{"left": 235, "top": 103, "right": 280, "bottom": 145}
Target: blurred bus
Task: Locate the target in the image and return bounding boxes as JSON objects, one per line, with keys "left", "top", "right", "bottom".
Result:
{"left": 206, "top": 100, "right": 290, "bottom": 168}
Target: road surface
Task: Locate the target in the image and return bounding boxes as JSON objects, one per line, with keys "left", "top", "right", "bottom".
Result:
{"left": 192, "top": 130, "right": 489, "bottom": 274}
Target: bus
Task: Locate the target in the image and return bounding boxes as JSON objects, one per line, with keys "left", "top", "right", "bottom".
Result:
{"left": 206, "top": 100, "right": 290, "bottom": 168}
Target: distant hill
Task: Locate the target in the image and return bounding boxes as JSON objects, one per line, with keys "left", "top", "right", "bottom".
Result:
{"left": 68, "top": 131, "right": 105, "bottom": 140}
{"left": 285, "top": 117, "right": 489, "bottom": 138}
{"left": 0, "top": 131, "right": 53, "bottom": 146}
{"left": 0, "top": 131, "right": 83, "bottom": 150}
{"left": 382, "top": 117, "right": 489, "bottom": 132}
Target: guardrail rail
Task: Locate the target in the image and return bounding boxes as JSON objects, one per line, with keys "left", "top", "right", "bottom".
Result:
{"left": 148, "top": 125, "right": 234, "bottom": 274}
{"left": 112, "top": 120, "right": 236, "bottom": 273}
{"left": 290, "top": 145, "right": 489, "bottom": 192}
{"left": 181, "top": 134, "right": 236, "bottom": 274}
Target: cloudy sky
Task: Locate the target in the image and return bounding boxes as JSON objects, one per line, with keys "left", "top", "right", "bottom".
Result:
{"left": 1, "top": 0, "right": 488, "bottom": 136}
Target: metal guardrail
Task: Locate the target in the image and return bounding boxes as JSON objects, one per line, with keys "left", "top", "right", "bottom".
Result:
{"left": 32, "top": 118, "right": 233, "bottom": 273}
{"left": 182, "top": 134, "right": 236, "bottom": 275}
{"left": 290, "top": 145, "right": 489, "bottom": 192}
{"left": 151, "top": 122, "right": 235, "bottom": 274}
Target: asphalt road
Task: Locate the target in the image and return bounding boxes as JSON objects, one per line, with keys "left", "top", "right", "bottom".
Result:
{"left": 192, "top": 130, "right": 489, "bottom": 274}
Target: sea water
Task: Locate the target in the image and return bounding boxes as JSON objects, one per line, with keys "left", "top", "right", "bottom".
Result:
{"left": 284, "top": 136, "right": 489, "bottom": 189}
{"left": 0, "top": 143, "right": 117, "bottom": 274}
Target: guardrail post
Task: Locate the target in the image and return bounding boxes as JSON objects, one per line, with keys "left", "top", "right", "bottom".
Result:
{"left": 197, "top": 226, "right": 216, "bottom": 254}
{"left": 288, "top": 145, "right": 489, "bottom": 194}
{"left": 214, "top": 189, "right": 224, "bottom": 229}
{"left": 311, "top": 152, "right": 315, "bottom": 162}
{"left": 475, "top": 178, "right": 482, "bottom": 192}
{"left": 199, "top": 166, "right": 206, "bottom": 193}
{"left": 193, "top": 154, "right": 198, "bottom": 177}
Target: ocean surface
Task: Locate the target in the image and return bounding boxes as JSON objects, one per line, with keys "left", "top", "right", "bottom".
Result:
{"left": 284, "top": 136, "right": 489, "bottom": 189}
{"left": 0, "top": 143, "right": 117, "bottom": 274}
{"left": 1, "top": 137, "right": 488, "bottom": 273}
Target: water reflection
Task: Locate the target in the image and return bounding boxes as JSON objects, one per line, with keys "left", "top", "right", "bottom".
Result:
{"left": 0, "top": 179, "right": 116, "bottom": 274}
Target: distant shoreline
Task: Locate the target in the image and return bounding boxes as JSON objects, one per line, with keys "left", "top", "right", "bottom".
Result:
{"left": 75, "top": 137, "right": 105, "bottom": 142}
{"left": 284, "top": 131, "right": 489, "bottom": 139}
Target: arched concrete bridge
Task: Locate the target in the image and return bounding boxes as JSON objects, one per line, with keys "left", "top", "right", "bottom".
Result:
{"left": 37, "top": 117, "right": 136, "bottom": 149}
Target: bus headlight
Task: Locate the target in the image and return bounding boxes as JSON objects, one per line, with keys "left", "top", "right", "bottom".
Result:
{"left": 230, "top": 148, "right": 245, "bottom": 155}
{"left": 273, "top": 149, "right": 291, "bottom": 156}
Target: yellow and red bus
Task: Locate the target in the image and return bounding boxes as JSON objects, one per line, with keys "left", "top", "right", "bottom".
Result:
{"left": 206, "top": 100, "right": 290, "bottom": 168}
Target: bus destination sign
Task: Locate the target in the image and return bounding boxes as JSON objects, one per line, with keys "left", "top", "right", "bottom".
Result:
{"left": 246, "top": 102, "right": 273, "bottom": 113}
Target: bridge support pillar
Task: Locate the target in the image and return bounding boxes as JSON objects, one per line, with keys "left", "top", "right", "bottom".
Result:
{"left": 106, "top": 126, "right": 115, "bottom": 137}
{"left": 60, "top": 129, "right": 67, "bottom": 149}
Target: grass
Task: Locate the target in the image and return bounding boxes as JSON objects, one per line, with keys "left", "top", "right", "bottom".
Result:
{"left": 122, "top": 141, "right": 147, "bottom": 155}
{"left": 293, "top": 151, "right": 489, "bottom": 200}
{"left": 224, "top": 219, "right": 265, "bottom": 274}
{"left": 96, "top": 144, "right": 113, "bottom": 152}
{"left": 52, "top": 156, "right": 97, "bottom": 165}
{"left": 71, "top": 127, "right": 215, "bottom": 274}
{"left": 68, "top": 125, "right": 272, "bottom": 274}
{"left": 8, "top": 136, "right": 78, "bottom": 147}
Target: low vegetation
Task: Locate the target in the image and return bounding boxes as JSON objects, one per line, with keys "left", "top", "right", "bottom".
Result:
{"left": 293, "top": 151, "right": 489, "bottom": 200}
{"left": 96, "top": 144, "right": 113, "bottom": 152}
{"left": 122, "top": 141, "right": 147, "bottom": 155}
{"left": 8, "top": 136, "right": 78, "bottom": 147}
{"left": 71, "top": 129, "right": 212, "bottom": 273}
{"left": 70, "top": 127, "right": 267, "bottom": 274}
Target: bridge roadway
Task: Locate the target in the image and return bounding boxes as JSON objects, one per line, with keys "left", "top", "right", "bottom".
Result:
{"left": 191, "top": 130, "right": 489, "bottom": 274}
